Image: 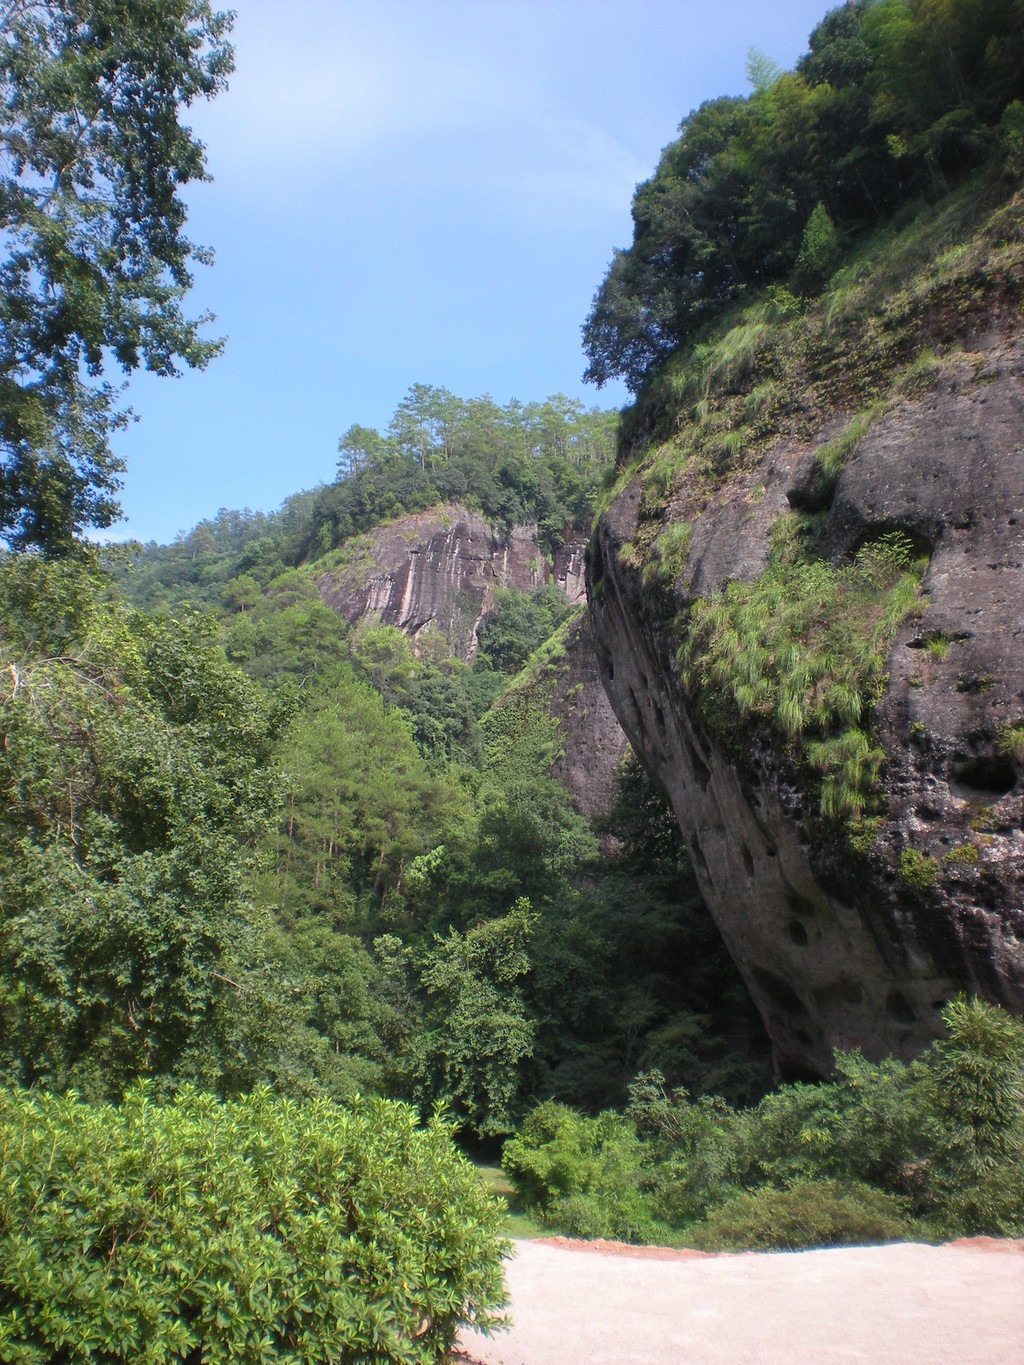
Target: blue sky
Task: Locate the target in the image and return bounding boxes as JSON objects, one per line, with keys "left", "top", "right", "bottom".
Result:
{"left": 111, "top": 0, "right": 834, "bottom": 544}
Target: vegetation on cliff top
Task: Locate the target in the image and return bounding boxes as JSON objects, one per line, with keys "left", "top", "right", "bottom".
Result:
{"left": 584, "top": 0, "right": 1024, "bottom": 391}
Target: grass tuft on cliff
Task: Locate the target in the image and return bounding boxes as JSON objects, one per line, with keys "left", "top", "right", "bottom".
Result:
{"left": 678, "top": 521, "right": 926, "bottom": 817}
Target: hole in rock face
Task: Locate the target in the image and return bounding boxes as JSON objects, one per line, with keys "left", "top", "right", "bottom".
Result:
{"left": 787, "top": 891, "right": 817, "bottom": 919}
{"left": 654, "top": 702, "right": 666, "bottom": 732}
{"left": 813, "top": 978, "right": 864, "bottom": 1007}
{"left": 687, "top": 745, "right": 712, "bottom": 790}
{"left": 787, "top": 920, "right": 809, "bottom": 947}
{"left": 753, "top": 968, "right": 809, "bottom": 1018}
{"left": 741, "top": 844, "right": 755, "bottom": 878}
{"left": 886, "top": 990, "right": 917, "bottom": 1024}
{"left": 628, "top": 688, "right": 649, "bottom": 747}
{"left": 851, "top": 521, "right": 936, "bottom": 561}
{"left": 949, "top": 755, "right": 1016, "bottom": 798}
{"left": 779, "top": 1053, "right": 821, "bottom": 1081}
{"left": 906, "top": 629, "right": 969, "bottom": 650}
{"left": 596, "top": 643, "right": 614, "bottom": 682}
{"left": 589, "top": 541, "right": 604, "bottom": 586}
{"left": 692, "top": 843, "right": 712, "bottom": 880}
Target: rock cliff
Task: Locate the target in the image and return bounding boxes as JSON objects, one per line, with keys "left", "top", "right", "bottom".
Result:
{"left": 589, "top": 323, "right": 1024, "bottom": 1077}
{"left": 313, "top": 502, "right": 586, "bottom": 660}
{"left": 488, "top": 608, "right": 630, "bottom": 821}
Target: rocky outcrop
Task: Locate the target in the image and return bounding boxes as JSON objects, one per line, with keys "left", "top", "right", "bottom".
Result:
{"left": 494, "top": 608, "right": 630, "bottom": 821}
{"left": 313, "top": 503, "right": 586, "bottom": 659}
{"left": 549, "top": 613, "right": 629, "bottom": 820}
{"left": 589, "top": 331, "right": 1024, "bottom": 1076}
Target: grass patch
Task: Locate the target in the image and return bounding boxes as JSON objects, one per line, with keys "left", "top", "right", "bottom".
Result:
{"left": 643, "top": 520, "right": 692, "bottom": 587}
{"left": 678, "top": 521, "right": 925, "bottom": 818}
{"left": 997, "top": 721, "right": 1024, "bottom": 764}
{"left": 811, "top": 402, "right": 885, "bottom": 498}
{"left": 475, "top": 1164, "right": 547, "bottom": 1240}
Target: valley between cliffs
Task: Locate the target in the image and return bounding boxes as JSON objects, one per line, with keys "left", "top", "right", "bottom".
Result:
{"left": 311, "top": 501, "right": 629, "bottom": 818}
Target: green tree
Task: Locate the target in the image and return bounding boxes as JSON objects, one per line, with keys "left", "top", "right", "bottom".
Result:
{"left": 794, "top": 201, "right": 841, "bottom": 291}
{"left": 337, "top": 422, "right": 390, "bottom": 477}
{"left": 0, "top": 0, "right": 234, "bottom": 553}
{"left": 264, "top": 667, "right": 460, "bottom": 918}
{"left": 0, "top": 553, "right": 283, "bottom": 1096}
{"left": 419, "top": 899, "right": 537, "bottom": 1138}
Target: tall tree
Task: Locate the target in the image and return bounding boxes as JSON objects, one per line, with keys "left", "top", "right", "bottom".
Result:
{"left": 0, "top": 0, "right": 233, "bottom": 553}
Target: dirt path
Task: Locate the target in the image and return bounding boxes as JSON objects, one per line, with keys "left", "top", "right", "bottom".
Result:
{"left": 457, "top": 1237, "right": 1024, "bottom": 1365}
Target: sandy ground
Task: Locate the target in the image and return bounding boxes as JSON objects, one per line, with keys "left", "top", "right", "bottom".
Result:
{"left": 457, "top": 1237, "right": 1024, "bottom": 1365}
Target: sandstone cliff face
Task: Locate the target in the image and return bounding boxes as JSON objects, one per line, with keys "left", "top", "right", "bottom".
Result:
{"left": 589, "top": 330, "right": 1024, "bottom": 1076}
{"left": 313, "top": 502, "right": 586, "bottom": 659}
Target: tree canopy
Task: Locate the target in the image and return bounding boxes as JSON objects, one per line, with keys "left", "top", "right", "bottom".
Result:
{"left": 583, "top": 0, "right": 1024, "bottom": 391}
{"left": 0, "top": 0, "right": 233, "bottom": 552}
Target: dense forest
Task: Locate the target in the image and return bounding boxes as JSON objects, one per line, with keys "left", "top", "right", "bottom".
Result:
{"left": 2, "top": 2, "right": 1024, "bottom": 1360}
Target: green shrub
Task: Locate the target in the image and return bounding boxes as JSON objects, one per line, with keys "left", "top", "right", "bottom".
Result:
{"left": 501, "top": 1101, "right": 658, "bottom": 1242}
{"left": 0, "top": 1084, "right": 509, "bottom": 1364}
{"left": 688, "top": 1180, "right": 914, "bottom": 1251}
{"left": 504, "top": 999, "right": 1024, "bottom": 1247}
{"left": 625, "top": 1071, "right": 742, "bottom": 1224}
{"left": 927, "top": 996, "right": 1024, "bottom": 1235}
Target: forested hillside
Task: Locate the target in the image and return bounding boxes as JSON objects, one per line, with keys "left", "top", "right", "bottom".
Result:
{"left": 1, "top": 360, "right": 768, "bottom": 1132}
{"left": 584, "top": 0, "right": 1024, "bottom": 391}
{"left": 126, "top": 387, "right": 617, "bottom": 619}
